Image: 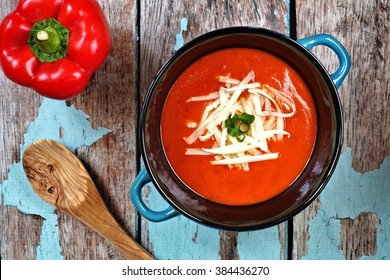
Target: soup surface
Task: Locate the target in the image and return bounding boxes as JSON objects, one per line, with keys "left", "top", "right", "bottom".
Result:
{"left": 161, "top": 48, "right": 317, "bottom": 206}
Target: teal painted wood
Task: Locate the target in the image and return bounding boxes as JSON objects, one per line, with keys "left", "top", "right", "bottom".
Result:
{"left": 8, "top": 0, "right": 388, "bottom": 261}
{"left": 140, "top": 12, "right": 289, "bottom": 259}
{"left": 1, "top": 0, "right": 139, "bottom": 260}
{"left": 302, "top": 149, "right": 389, "bottom": 260}
{"left": 237, "top": 228, "right": 285, "bottom": 259}
{"left": 0, "top": 98, "right": 110, "bottom": 259}
{"left": 294, "top": 0, "right": 390, "bottom": 260}
{"left": 144, "top": 181, "right": 284, "bottom": 260}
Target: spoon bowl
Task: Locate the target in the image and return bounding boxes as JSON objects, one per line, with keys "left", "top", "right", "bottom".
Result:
{"left": 22, "top": 139, "right": 153, "bottom": 260}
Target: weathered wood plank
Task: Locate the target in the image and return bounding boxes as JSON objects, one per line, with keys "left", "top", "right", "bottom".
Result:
{"left": 140, "top": 0, "right": 289, "bottom": 98}
{"left": 139, "top": 0, "right": 289, "bottom": 260}
{"left": 64, "top": 0, "right": 139, "bottom": 260}
{"left": 0, "top": 0, "right": 139, "bottom": 260}
{"left": 296, "top": 0, "right": 390, "bottom": 172}
{"left": 3, "top": 0, "right": 387, "bottom": 261}
{"left": 293, "top": 150, "right": 390, "bottom": 259}
{"left": 339, "top": 212, "right": 381, "bottom": 259}
{"left": 0, "top": 0, "right": 43, "bottom": 260}
{"left": 294, "top": 0, "right": 390, "bottom": 260}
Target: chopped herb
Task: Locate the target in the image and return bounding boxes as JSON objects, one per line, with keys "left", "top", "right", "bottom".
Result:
{"left": 225, "top": 114, "right": 240, "bottom": 137}
{"left": 239, "top": 122, "right": 250, "bottom": 133}
{"left": 240, "top": 112, "right": 255, "bottom": 125}
{"left": 237, "top": 134, "right": 246, "bottom": 142}
{"left": 224, "top": 113, "right": 255, "bottom": 141}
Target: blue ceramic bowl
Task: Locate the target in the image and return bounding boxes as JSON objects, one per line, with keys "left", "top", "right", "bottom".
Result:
{"left": 131, "top": 27, "right": 350, "bottom": 231}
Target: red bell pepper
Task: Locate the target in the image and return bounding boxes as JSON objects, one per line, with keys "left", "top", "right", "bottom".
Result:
{"left": 0, "top": 0, "right": 111, "bottom": 100}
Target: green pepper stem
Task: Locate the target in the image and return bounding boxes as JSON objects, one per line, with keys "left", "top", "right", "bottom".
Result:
{"left": 35, "top": 27, "right": 61, "bottom": 54}
{"left": 28, "top": 18, "right": 69, "bottom": 63}
{"left": 37, "top": 30, "right": 49, "bottom": 41}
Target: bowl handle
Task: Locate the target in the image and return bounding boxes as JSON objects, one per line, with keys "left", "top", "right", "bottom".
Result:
{"left": 130, "top": 167, "right": 179, "bottom": 222}
{"left": 298, "top": 34, "right": 351, "bottom": 89}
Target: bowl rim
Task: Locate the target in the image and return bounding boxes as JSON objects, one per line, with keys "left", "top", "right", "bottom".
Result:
{"left": 139, "top": 26, "right": 343, "bottom": 231}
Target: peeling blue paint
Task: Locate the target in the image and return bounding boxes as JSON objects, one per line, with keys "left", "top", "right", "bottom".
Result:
{"left": 303, "top": 148, "right": 390, "bottom": 260}
{"left": 145, "top": 179, "right": 283, "bottom": 260}
{"left": 0, "top": 98, "right": 111, "bottom": 259}
{"left": 145, "top": 184, "right": 221, "bottom": 260}
{"left": 145, "top": 149, "right": 389, "bottom": 260}
{"left": 173, "top": 18, "right": 188, "bottom": 51}
{"left": 237, "top": 227, "right": 282, "bottom": 259}
{"left": 145, "top": 183, "right": 284, "bottom": 260}
{"left": 36, "top": 214, "right": 62, "bottom": 260}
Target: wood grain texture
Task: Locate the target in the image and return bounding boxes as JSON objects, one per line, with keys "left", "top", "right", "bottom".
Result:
{"left": 0, "top": 0, "right": 140, "bottom": 259}
{"left": 2, "top": 0, "right": 387, "bottom": 260}
{"left": 294, "top": 0, "right": 390, "bottom": 260}
{"left": 296, "top": 0, "right": 390, "bottom": 172}
{"left": 64, "top": 0, "right": 140, "bottom": 260}
{"left": 22, "top": 140, "right": 153, "bottom": 259}
{"left": 219, "top": 231, "right": 239, "bottom": 260}
{"left": 0, "top": 0, "right": 42, "bottom": 260}
{"left": 291, "top": 199, "right": 321, "bottom": 258}
{"left": 339, "top": 212, "right": 380, "bottom": 259}
{"left": 139, "top": 0, "right": 288, "bottom": 97}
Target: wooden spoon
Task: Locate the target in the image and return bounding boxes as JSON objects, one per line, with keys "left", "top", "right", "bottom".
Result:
{"left": 22, "top": 139, "right": 154, "bottom": 260}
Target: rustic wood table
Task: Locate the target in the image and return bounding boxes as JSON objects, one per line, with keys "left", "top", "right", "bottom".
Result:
{"left": 1, "top": 0, "right": 389, "bottom": 260}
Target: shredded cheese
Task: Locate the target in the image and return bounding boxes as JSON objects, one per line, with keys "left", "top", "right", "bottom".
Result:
{"left": 210, "top": 153, "right": 279, "bottom": 165}
{"left": 184, "top": 71, "right": 297, "bottom": 170}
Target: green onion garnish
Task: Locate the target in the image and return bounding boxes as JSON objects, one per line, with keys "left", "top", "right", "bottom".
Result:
{"left": 225, "top": 113, "right": 255, "bottom": 141}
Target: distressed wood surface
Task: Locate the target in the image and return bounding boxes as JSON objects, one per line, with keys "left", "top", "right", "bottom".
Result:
{"left": 0, "top": 0, "right": 139, "bottom": 260}
{"left": 66, "top": 0, "right": 139, "bottom": 260}
{"left": 22, "top": 139, "right": 153, "bottom": 260}
{"left": 0, "top": 0, "right": 41, "bottom": 261}
{"left": 1, "top": 0, "right": 389, "bottom": 260}
{"left": 294, "top": 0, "right": 390, "bottom": 260}
{"left": 296, "top": 0, "right": 389, "bottom": 171}
{"left": 139, "top": 0, "right": 289, "bottom": 260}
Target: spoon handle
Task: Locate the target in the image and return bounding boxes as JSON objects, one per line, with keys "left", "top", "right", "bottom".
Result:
{"left": 22, "top": 139, "right": 154, "bottom": 260}
{"left": 66, "top": 178, "right": 154, "bottom": 260}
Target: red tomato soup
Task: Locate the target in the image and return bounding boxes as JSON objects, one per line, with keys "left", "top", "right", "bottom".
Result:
{"left": 161, "top": 48, "right": 317, "bottom": 206}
